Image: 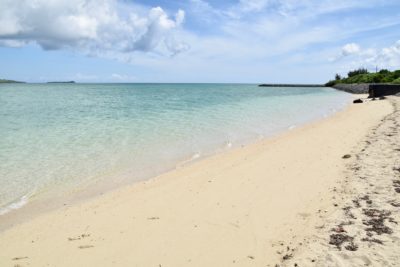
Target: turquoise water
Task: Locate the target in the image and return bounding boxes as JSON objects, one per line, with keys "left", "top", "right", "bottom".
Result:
{"left": 0, "top": 83, "right": 351, "bottom": 214}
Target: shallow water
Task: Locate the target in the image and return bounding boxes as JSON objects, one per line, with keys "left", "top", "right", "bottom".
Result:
{"left": 0, "top": 83, "right": 351, "bottom": 214}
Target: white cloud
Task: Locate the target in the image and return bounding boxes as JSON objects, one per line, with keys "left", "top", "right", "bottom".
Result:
{"left": 1, "top": 0, "right": 399, "bottom": 83}
{"left": 371, "top": 40, "right": 400, "bottom": 68}
{"left": 341, "top": 43, "right": 361, "bottom": 56}
{"left": 0, "top": 0, "right": 187, "bottom": 56}
{"left": 126, "top": 0, "right": 399, "bottom": 82}
{"left": 225, "top": 0, "right": 384, "bottom": 19}
{"left": 111, "top": 73, "right": 136, "bottom": 81}
{"left": 0, "top": 39, "right": 25, "bottom": 47}
{"left": 334, "top": 40, "right": 400, "bottom": 70}
{"left": 188, "top": 0, "right": 224, "bottom": 23}
{"left": 236, "top": 0, "right": 271, "bottom": 13}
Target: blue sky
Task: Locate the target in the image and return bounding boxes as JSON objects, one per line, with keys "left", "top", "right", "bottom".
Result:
{"left": 0, "top": 0, "right": 399, "bottom": 83}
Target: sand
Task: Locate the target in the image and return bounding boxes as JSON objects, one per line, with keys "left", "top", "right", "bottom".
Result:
{"left": 0, "top": 96, "right": 396, "bottom": 267}
{"left": 285, "top": 96, "right": 400, "bottom": 267}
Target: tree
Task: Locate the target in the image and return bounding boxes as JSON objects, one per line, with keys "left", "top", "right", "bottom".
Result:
{"left": 335, "top": 73, "right": 342, "bottom": 81}
{"left": 325, "top": 80, "right": 336, "bottom": 87}
{"left": 378, "top": 69, "right": 390, "bottom": 74}
{"left": 347, "top": 68, "right": 368, "bottom": 78}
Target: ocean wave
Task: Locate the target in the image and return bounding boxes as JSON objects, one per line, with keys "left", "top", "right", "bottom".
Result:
{"left": 0, "top": 195, "right": 29, "bottom": 216}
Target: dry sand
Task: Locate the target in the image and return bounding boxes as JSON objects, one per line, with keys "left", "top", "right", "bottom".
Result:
{"left": 0, "top": 96, "right": 396, "bottom": 267}
{"left": 285, "top": 96, "right": 400, "bottom": 267}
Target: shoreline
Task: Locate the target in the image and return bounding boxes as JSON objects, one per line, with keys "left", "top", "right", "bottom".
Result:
{"left": 0, "top": 95, "right": 394, "bottom": 266}
{"left": 0, "top": 93, "right": 350, "bottom": 232}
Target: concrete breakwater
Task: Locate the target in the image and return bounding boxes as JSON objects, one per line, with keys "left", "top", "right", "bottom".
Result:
{"left": 369, "top": 84, "right": 400, "bottom": 97}
{"left": 258, "top": 84, "right": 325, "bottom": 87}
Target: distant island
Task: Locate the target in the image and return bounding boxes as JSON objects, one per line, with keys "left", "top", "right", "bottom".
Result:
{"left": 47, "top": 81, "right": 75, "bottom": 84}
{"left": 0, "top": 79, "right": 24, "bottom": 83}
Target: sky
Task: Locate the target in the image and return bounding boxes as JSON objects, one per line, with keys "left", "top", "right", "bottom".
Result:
{"left": 0, "top": 0, "right": 400, "bottom": 83}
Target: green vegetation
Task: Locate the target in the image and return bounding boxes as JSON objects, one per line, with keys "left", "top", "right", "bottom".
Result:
{"left": 0, "top": 79, "right": 24, "bottom": 83}
{"left": 326, "top": 68, "right": 400, "bottom": 86}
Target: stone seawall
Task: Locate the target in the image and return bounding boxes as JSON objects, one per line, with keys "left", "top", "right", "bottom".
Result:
{"left": 332, "top": 84, "right": 370, "bottom": 94}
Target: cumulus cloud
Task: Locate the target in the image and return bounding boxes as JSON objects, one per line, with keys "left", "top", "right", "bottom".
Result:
{"left": 341, "top": 43, "right": 361, "bottom": 56}
{"left": 0, "top": 0, "right": 187, "bottom": 57}
{"left": 334, "top": 40, "right": 400, "bottom": 69}
{"left": 329, "top": 43, "right": 363, "bottom": 61}
{"left": 378, "top": 40, "right": 400, "bottom": 66}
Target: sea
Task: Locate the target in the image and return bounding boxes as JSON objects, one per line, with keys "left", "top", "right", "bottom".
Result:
{"left": 0, "top": 83, "right": 352, "bottom": 215}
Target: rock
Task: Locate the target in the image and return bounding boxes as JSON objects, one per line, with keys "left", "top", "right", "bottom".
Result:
{"left": 353, "top": 99, "right": 363, "bottom": 104}
{"left": 342, "top": 154, "right": 351, "bottom": 159}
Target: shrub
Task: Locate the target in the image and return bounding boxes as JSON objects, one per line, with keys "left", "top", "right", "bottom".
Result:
{"left": 372, "top": 73, "right": 384, "bottom": 83}
{"left": 378, "top": 69, "right": 390, "bottom": 74}
{"left": 327, "top": 69, "right": 400, "bottom": 85}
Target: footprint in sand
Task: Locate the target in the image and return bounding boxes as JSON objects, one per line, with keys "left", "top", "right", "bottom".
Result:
{"left": 78, "top": 245, "right": 94, "bottom": 249}
{"left": 12, "top": 257, "right": 28, "bottom": 261}
{"left": 68, "top": 233, "right": 91, "bottom": 241}
{"left": 298, "top": 213, "right": 311, "bottom": 219}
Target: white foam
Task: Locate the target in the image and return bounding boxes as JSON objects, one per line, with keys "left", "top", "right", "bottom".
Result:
{"left": 191, "top": 152, "right": 201, "bottom": 160}
{"left": 0, "top": 195, "right": 29, "bottom": 216}
{"left": 176, "top": 152, "right": 202, "bottom": 168}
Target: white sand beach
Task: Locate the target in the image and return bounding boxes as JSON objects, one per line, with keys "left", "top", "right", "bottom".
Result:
{"left": 285, "top": 96, "right": 400, "bottom": 267}
{"left": 0, "top": 96, "right": 397, "bottom": 267}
